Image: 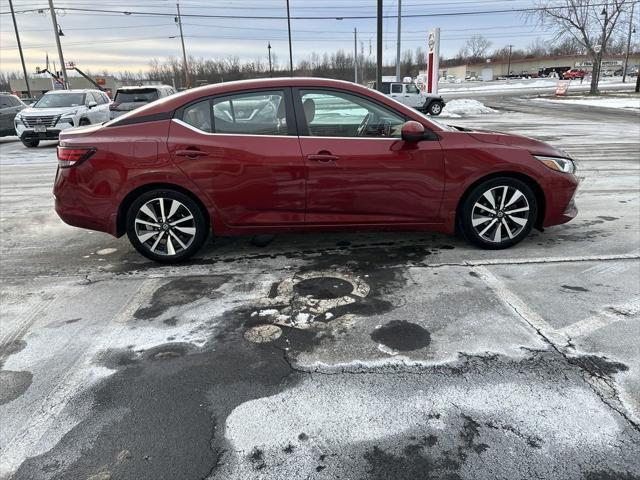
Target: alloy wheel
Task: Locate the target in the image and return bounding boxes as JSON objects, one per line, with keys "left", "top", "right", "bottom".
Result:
{"left": 471, "top": 185, "right": 530, "bottom": 243}
{"left": 134, "top": 197, "right": 197, "bottom": 256}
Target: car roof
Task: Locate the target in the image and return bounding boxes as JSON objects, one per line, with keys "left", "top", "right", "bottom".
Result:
{"left": 45, "top": 89, "right": 104, "bottom": 94}
{"left": 117, "top": 77, "right": 439, "bottom": 128}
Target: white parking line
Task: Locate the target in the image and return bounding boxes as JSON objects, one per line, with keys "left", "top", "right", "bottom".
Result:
{"left": 560, "top": 298, "right": 640, "bottom": 338}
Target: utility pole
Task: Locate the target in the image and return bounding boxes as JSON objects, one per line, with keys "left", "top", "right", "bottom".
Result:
{"left": 268, "top": 42, "right": 273, "bottom": 77}
{"left": 9, "top": 0, "right": 31, "bottom": 97}
{"left": 622, "top": 3, "right": 635, "bottom": 83}
{"left": 176, "top": 2, "right": 189, "bottom": 88}
{"left": 506, "top": 44, "right": 513, "bottom": 77}
{"left": 286, "top": 0, "right": 293, "bottom": 76}
{"left": 395, "top": 0, "right": 402, "bottom": 81}
{"left": 376, "top": 0, "right": 383, "bottom": 91}
{"left": 354, "top": 28, "right": 358, "bottom": 83}
{"left": 47, "top": 0, "right": 67, "bottom": 88}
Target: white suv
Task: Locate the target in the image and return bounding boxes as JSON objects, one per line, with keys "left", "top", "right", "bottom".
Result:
{"left": 369, "top": 81, "right": 446, "bottom": 116}
{"left": 14, "top": 89, "right": 111, "bottom": 148}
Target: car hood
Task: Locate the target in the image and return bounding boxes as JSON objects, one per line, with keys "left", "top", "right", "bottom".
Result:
{"left": 20, "top": 106, "right": 81, "bottom": 116}
{"left": 452, "top": 125, "right": 569, "bottom": 157}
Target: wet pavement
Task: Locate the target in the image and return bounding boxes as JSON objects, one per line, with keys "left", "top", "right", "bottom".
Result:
{"left": 1, "top": 94, "right": 639, "bottom": 480}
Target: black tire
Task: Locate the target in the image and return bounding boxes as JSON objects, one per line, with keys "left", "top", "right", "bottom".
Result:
{"left": 460, "top": 177, "right": 538, "bottom": 250}
{"left": 21, "top": 138, "right": 39, "bottom": 148}
{"left": 427, "top": 101, "right": 444, "bottom": 116}
{"left": 126, "top": 189, "right": 208, "bottom": 263}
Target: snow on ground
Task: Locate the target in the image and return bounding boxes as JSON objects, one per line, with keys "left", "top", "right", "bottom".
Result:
{"left": 534, "top": 96, "right": 640, "bottom": 110}
{"left": 440, "top": 99, "right": 498, "bottom": 117}
{"left": 439, "top": 76, "right": 628, "bottom": 93}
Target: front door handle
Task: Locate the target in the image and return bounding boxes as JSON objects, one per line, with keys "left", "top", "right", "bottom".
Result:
{"left": 176, "top": 148, "right": 208, "bottom": 158}
{"left": 307, "top": 154, "right": 339, "bottom": 163}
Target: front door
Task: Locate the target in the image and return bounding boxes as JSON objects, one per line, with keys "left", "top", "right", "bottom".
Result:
{"left": 168, "top": 88, "right": 306, "bottom": 226}
{"left": 293, "top": 88, "right": 445, "bottom": 224}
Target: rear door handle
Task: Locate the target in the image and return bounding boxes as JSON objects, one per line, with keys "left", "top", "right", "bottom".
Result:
{"left": 176, "top": 149, "right": 208, "bottom": 158}
{"left": 307, "top": 154, "right": 339, "bottom": 163}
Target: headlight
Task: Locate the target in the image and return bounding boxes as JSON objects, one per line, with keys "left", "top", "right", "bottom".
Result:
{"left": 14, "top": 114, "right": 23, "bottom": 124}
{"left": 533, "top": 155, "right": 576, "bottom": 174}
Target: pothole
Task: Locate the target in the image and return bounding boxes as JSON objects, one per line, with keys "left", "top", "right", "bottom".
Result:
{"left": 293, "top": 277, "right": 354, "bottom": 299}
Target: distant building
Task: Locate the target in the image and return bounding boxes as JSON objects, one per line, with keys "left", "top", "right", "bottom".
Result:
{"left": 10, "top": 75, "right": 122, "bottom": 99}
{"left": 439, "top": 54, "right": 640, "bottom": 81}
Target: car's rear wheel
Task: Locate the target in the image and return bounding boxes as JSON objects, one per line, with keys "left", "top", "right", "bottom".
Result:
{"left": 460, "top": 177, "right": 537, "bottom": 249}
{"left": 126, "top": 189, "right": 208, "bottom": 263}
{"left": 21, "top": 138, "right": 39, "bottom": 148}
{"left": 427, "top": 101, "right": 444, "bottom": 116}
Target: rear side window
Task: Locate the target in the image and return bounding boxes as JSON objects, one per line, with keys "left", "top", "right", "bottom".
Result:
{"left": 182, "top": 100, "right": 212, "bottom": 133}
{"left": 391, "top": 84, "right": 403, "bottom": 93}
{"left": 213, "top": 91, "right": 287, "bottom": 135}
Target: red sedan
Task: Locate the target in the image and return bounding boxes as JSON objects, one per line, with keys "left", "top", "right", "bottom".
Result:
{"left": 54, "top": 78, "right": 578, "bottom": 263}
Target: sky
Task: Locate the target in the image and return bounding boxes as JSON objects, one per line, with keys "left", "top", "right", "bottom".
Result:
{"left": 0, "top": 0, "right": 571, "bottom": 75}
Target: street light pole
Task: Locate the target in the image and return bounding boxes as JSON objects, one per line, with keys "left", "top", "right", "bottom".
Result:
{"left": 8, "top": 0, "right": 31, "bottom": 97}
{"left": 286, "top": 0, "right": 294, "bottom": 76}
{"left": 47, "top": 0, "right": 68, "bottom": 88}
{"left": 395, "top": 0, "right": 402, "bottom": 81}
{"left": 354, "top": 28, "right": 358, "bottom": 83}
{"left": 376, "top": 0, "right": 383, "bottom": 91}
{"left": 268, "top": 42, "right": 273, "bottom": 78}
{"left": 176, "top": 2, "right": 190, "bottom": 88}
{"left": 623, "top": 3, "right": 635, "bottom": 83}
{"left": 506, "top": 44, "right": 513, "bottom": 77}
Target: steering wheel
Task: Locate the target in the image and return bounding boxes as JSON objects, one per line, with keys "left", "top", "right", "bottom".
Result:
{"left": 356, "top": 112, "right": 372, "bottom": 136}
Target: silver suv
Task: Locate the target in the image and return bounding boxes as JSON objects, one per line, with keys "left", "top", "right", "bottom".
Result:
{"left": 109, "top": 85, "right": 175, "bottom": 119}
{"left": 15, "top": 89, "right": 111, "bottom": 148}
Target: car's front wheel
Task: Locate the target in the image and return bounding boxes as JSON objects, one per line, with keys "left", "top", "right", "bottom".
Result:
{"left": 126, "top": 189, "right": 208, "bottom": 263}
{"left": 427, "top": 101, "right": 444, "bottom": 116}
{"left": 460, "top": 177, "right": 538, "bottom": 249}
{"left": 21, "top": 138, "right": 39, "bottom": 148}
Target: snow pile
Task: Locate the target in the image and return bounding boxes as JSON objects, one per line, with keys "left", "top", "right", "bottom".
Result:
{"left": 440, "top": 99, "right": 498, "bottom": 117}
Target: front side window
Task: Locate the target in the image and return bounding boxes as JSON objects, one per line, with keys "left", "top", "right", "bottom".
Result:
{"left": 0, "top": 95, "right": 12, "bottom": 108}
{"left": 213, "top": 91, "right": 287, "bottom": 135}
{"left": 34, "top": 93, "right": 85, "bottom": 108}
{"left": 299, "top": 90, "right": 405, "bottom": 138}
{"left": 405, "top": 84, "right": 419, "bottom": 94}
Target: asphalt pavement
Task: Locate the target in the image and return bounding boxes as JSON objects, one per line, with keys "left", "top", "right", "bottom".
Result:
{"left": 0, "top": 90, "right": 639, "bottom": 480}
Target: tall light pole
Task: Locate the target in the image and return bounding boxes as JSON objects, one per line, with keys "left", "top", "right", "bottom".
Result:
{"left": 47, "top": 0, "right": 67, "bottom": 88}
{"left": 286, "top": 0, "right": 293, "bottom": 76}
{"left": 8, "top": 0, "right": 31, "bottom": 97}
{"left": 506, "top": 44, "right": 513, "bottom": 77}
{"left": 395, "top": 0, "right": 402, "bottom": 81}
{"left": 623, "top": 3, "right": 635, "bottom": 83}
{"left": 176, "top": 2, "right": 190, "bottom": 88}
{"left": 268, "top": 42, "right": 273, "bottom": 77}
{"left": 354, "top": 28, "right": 358, "bottom": 83}
{"left": 376, "top": 0, "right": 383, "bottom": 91}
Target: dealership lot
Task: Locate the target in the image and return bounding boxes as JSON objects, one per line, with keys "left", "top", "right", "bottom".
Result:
{"left": 1, "top": 95, "right": 639, "bottom": 479}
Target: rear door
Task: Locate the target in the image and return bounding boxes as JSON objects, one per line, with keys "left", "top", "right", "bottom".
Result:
{"left": 168, "top": 88, "right": 306, "bottom": 226}
{"left": 293, "top": 88, "right": 445, "bottom": 224}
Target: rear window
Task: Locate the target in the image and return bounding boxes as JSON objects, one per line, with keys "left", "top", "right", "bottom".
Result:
{"left": 114, "top": 89, "right": 159, "bottom": 103}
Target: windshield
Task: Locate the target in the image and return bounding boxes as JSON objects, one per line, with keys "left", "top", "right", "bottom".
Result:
{"left": 405, "top": 84, "right": 419, "bottom": 94}
{"left": 34, "top": 93, "right": 85, "bottom": 108}
{"left": 114, "top": 89, "right": 159, "bottom": 103}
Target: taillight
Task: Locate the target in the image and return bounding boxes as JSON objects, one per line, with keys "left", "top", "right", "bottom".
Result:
{"left": 57, "top": 146, "right": 96, "bottom": 168}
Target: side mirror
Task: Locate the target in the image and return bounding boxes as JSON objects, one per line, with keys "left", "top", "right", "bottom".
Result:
{"left": 88, "top": 101, "right": 98, "bottom": 108}
{"left": 401, "top": 121, "right": 425, "bottom": 142}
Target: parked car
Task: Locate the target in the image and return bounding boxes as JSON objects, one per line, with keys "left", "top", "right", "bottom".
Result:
{"left": 109, "top": 85, "right": 176, "bottom": 119}
{"left": 562, "top": 69, "right": 587, "bottom": 80}
{"left": 54, "top": 78, "right": 578, "bottom": 263}
{"left": 0, "top": 93, "right": 27, "bottom": 137}
{"left": 613, "top": 65, "right": 639, "bottom": 77}
{"left": 14, "top": 89, "right": 111, "bottom": 148}
{"left": 368, "top": 81, "right": 446, "bottom": 115}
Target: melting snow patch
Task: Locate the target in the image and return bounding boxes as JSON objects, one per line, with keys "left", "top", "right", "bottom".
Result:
{"left": 258, "top": 309, "right": 279, "bottom": 317}
{"left": 96, "top": 248, "right": 118, "bottom": 255}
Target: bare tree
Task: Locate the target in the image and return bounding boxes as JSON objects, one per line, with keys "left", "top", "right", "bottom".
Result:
{"left": 531, "top": 0, "right": 632, "bottom": 94}
{"left": 462, "top": 35, "right": 493, "bottom": 61}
